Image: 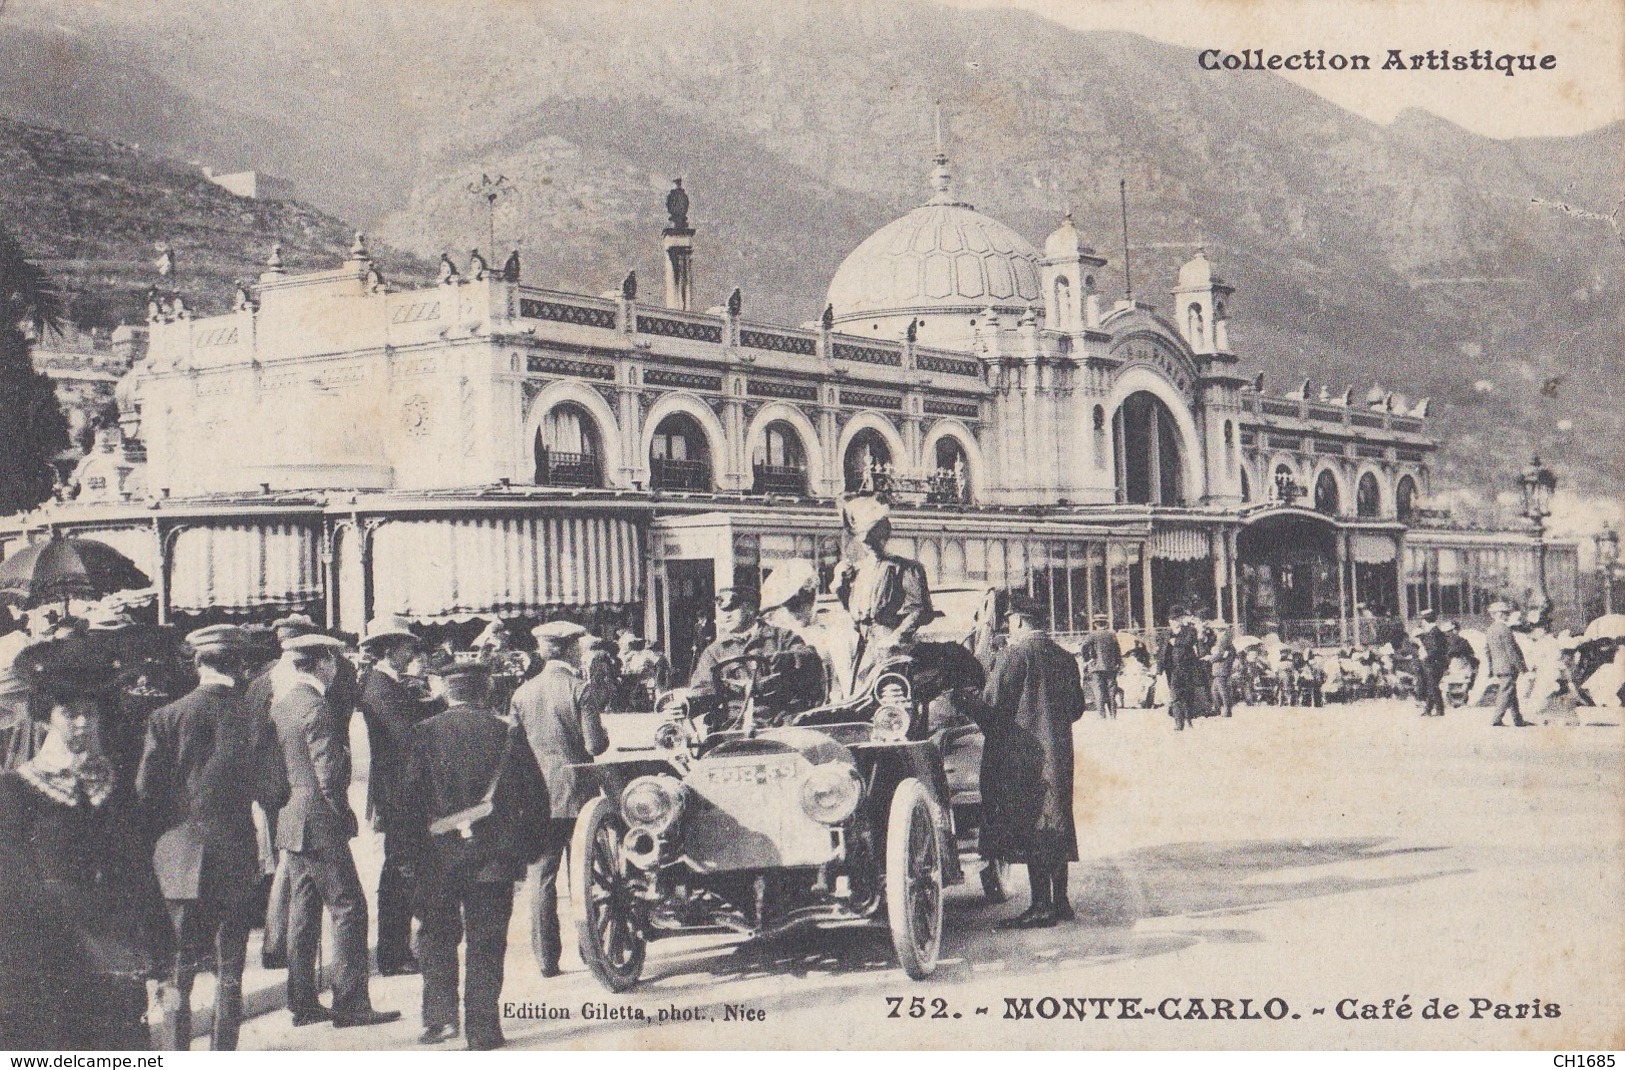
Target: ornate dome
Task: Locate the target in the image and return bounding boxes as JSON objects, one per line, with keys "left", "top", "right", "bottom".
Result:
{"left": 826, "top": 154, "right": 1042, "bottom": 333}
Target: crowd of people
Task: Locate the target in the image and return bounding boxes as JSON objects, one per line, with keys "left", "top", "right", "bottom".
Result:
{"left": 1, "top": 490, "right": 1619, "bottom": 1051}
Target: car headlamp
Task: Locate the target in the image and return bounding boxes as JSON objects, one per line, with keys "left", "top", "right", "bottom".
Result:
{"left": 871, "top": 701, "right": 912, "bottom": 742}
{"left": 654, "top": 719, "right": 687, "bottom": 751}
{"left": 620, "top": 775, "right": 686, "bottom": 833}
{"left": 799, "top": 762, "right": 863, "bottom": 825}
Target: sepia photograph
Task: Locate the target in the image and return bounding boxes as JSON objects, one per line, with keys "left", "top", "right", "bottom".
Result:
{"left": 0, "top": 0, "right": 1620, "bottom": 1055}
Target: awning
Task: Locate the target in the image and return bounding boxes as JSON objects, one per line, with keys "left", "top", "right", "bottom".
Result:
{"left": 72, "top": 524, "right": 160, "bottom": 580}
{"left": 371, "top": 515, "right": 642, "bottom": 619}
{"left": 1352, "top": 532, "right": 1398, "bottom": 565}
{"left": 1153, "top": 527, "right": 1210, "bottom": 561}
{"left": 169, "top": 522, "right": 323, "bottom": 613}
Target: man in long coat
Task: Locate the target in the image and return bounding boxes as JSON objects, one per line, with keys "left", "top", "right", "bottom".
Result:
{"left": 1158, "top": 614, "right": 1206, "bottom": 730}
{"left": 355, "top": 615, "right": 438, "bottom": 976}
{"left": 508, "top": 620, "right": 608, "bottom": 976}
{"left": 978, "top": 594, "right": 1086, "bottom": 929}
{"left": 136, "top": 624, "right": 288, "bottom": 1050}
{"left": 1081, "top": 614, "right": 1121, "bottom": 719}
{"left": 1485, "top": 601, "right": 1533, "bottom": 727}
{"left": 269, "top": 634, "right": 399, "bottom": 1029}
{"left": 404, "top": 661, "right": 549, "bottom": 1050}
{"left": 1413, "top": 610, "right": 1451, "bottom": 717}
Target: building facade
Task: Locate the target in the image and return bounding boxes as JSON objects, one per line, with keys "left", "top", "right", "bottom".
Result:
{"left": 1, "top": 155, "right": 1577, "bottom": 668}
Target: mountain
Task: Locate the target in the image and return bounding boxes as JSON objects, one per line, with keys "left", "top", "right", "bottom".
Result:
{"left": 1, "top": 0, "right": 1619, "bottom": 498}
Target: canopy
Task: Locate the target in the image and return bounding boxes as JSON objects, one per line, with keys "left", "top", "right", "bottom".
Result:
{"left": 168, "top": 522, "right": 322, "bottom": 613}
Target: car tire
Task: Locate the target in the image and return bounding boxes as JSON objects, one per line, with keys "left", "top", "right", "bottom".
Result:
{"left": 572, "top": 795, "right": 647, "bottom": 992}
{"left": 885, "top": 777, "right": 943, "bottom": 980}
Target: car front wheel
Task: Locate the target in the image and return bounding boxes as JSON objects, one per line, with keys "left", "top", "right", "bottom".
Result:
{"left": 572, "top": 795, "right": 647, "bottom": 992}
{"left": 885, "top": 777, "right": 943, "bottom": 980}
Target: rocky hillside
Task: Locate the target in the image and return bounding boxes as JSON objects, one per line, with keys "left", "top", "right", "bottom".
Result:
{"left": 2, "top": 0, "right": 1619, "bottom": 497}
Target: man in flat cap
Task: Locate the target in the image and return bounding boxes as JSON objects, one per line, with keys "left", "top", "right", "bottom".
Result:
{"left": 1081, "top": 613, "right": 1122, "bottom": 720}
{"left": 269, "top": 632, "right": 400, "bottom": 1028}
{"left": 356, "top": 615, "right": 437, "bottom": 976}
{"left": 1485, "top": 601, "right": 1533, "bottom": 727}
{"left": 509, "top": 620, "right": 606, "bottom": 977}
{"left": 137, "top": 625, "right": 290, "bottom": 1050}
{"left": 405, "top": 660, "right": 549, "bottom": 1050}
{"left": 835, "top": 494, "right": 936, "bottom": 689}
{"left": 688, "top": 585, "right": 823, "bottom": 728}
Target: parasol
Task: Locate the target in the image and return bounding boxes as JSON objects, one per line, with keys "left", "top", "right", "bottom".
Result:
{"left": 0, "top": 536, "right": 152, "bottom": 608}
{"left": 1583, "top": 614, "right": 1625, "bottom": 640}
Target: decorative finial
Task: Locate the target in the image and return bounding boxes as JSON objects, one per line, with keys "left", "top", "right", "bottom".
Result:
{"left": 266, "top": 243, "right": 285, "bottom": 274}
{"left": 905, "top": 318, "right": 918, "bottom": 343}
{"left": 468, "top": 248, "right": 488, "bottom": 279}
{"left": 350, "top": 231, "right": 369, "bottom": 260}
{"left": 621, "top": 269, "right": 638, "bottom": 301}
{"left": 438, "top": 252, "right": 460, "bottom": 284}
{"left": 502, "top": 249, "right": 521, "bottom": 282}
{"left": 665, "top": 178, "right": 690, "bottom": 232}
{"left": 726, "top": 287, "right": 743, "bottom": 317}
{"left": 821, "top": 303, "right": 834, "bottom": 331}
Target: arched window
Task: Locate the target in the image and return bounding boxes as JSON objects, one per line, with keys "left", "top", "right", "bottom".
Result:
{"left": 1111, "top": 391, "right": 1184, "bottom": 505}
{"left": 1053, "top": 275, "right": 1072, "bottom": 330}
{"left": 534, "top": 403, "right": 602, "bottom": 486}
{"left": 1357, "top": 472, "right": 1381, "bottom": 518}
{"left": 843, "top": 428, "right": 893, "bottom": 493}
{"left": 1187, "top": 303, "right": 1205, "bottom": 348}
{"left": 1314, "top": 470, "right": 1340, "bottom": 515}
{"left": 753, "top": 421, "right": 808, "bottom": 495}
{"left": 929, "top": 436, "right": 971, "bottom": 504}
{"left": 649, "top": 413, "right": 711, "bottom": 491}
{"left": 1396, "top": 475, "right": 1419, "bottom": 522}
{"left": 1273, "top": 464, "right": 1298, "bottom": 503}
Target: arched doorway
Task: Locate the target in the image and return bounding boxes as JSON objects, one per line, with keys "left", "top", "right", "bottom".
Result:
{"left": 1314, "top": 470, "right": 1340, "bottom": 515}
{"left": 1396, "top": 475, "right": 1418, "bottom": 522}
{"left": 1237, "top": 513, "right": 1341, "bottom": 640}
{"left": 753, "top": 421, "right": 809, "bottom": 495}
{"left": 843, "top": 428, "right": 893, "bottom": 493}
{"left": 929, "top": 436, "right": 971, "bottom": 504}
{"left": 649, "top": 412, "right": 712, "bottom": 491}
{"left": 1357, "top": 472, "right": 1381, "bottom": 518}
{"left": 1112, "top": 392, "right": 1183, "bottom": 505}
{"left": 534, "top": 402, "right": 603, "bottom": 487}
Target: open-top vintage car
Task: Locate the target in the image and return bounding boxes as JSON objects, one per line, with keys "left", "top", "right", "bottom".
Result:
{"left": 568, "top": 650, "right": 966, "bottom": 991}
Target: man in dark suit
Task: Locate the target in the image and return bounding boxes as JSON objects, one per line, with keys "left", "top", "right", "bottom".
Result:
{"left": 356, "top": 614, "right": 437, "bottom": 977}
{"left": 269, "top": 633, "right": 400, "bottom": 1029}
{"left": 1206, "top": 617, "right": 1236, "bottom": 718}
{"left": 1485, "top": 601, "right": 1533, "bottom": 727}
{"left": 509, "top": 620, "right": 608, "bottom": 977}
{"left": 136, "top": 624, "right": 289, "bottom": 1050}
{"left": 1413, "top": 610, "right": 1451, "bottom": 717}
{"left": 404, "top": 661, "right": 548, "bottom": 1050}
{"left": 1157, "top": 613, "right": 1204, "bottom": 731}
{"left": 1082, "top": 614, "right": 1121, "bottom": 719}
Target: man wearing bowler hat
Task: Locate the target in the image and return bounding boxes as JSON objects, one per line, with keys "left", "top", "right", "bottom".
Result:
{"left": 137, "top": 624, "right": 289, "bottom": 1050}
{"left": 405, "top": 659, "right": 548, "bottom": 1050}
{"left": 356, "top": 614, "right": 438, "bottom": 976}
{"left": 269, "top": 631, "right": 400, "bottom": 1029}
{"left": 509, "top": 620, "right": 606, "bottom": 977}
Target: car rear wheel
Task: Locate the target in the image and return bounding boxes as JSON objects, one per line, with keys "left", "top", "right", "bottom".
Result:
{"left": 572, "top": 795, "right": 647, "bottom": 992}
{"left": 885, "top": 777, "right": 943, "bottom": 980}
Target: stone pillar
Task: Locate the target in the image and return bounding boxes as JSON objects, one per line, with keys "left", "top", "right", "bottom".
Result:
{"left": 1336, "top": 531, "right": 1349, "bottom": 646}
{"left": 1141, "top": 539, "right": 1155, "bottom": 632}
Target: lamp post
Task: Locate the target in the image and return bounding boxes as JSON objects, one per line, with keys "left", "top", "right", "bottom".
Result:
{"left": 1594, "top": 523, "right": 1620, "bottom": 617}
{"left": 1518, "top": 455, "right": 1556, "bottom": 605}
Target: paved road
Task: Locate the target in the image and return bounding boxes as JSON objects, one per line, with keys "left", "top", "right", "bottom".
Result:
{"left": 235, "top": 698, "right": 1625, "bottom": 1051}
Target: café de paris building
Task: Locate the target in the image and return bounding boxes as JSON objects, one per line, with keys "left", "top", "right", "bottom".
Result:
{"left": 1, "top": 153, "right": 1577, "bottom": 672}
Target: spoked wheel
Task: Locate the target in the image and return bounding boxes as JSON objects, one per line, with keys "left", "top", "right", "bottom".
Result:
{"left": 885, "top": 778, "right": 943, "bottom": 980}
{"left": 572, "top": 795, "right": 647, "bottom": 991}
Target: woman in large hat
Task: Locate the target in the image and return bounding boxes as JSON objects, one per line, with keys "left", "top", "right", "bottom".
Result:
{"left": 0, "top": 636, "right": 171, "bottom": 1048}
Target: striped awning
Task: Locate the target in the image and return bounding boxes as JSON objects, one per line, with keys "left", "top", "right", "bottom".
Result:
{"left": 1353, "top": 532, "right": 1398, "bottom": 565}
{"left": 72, "top": 524, "right": 160, "bottom": 580}
{"left": 169, "top": 522, "right": 323, "bottom": 613}
{"left": 1152, "top": 527, "right": 1210, "bottom": 561}
{"left": 370, "top": 515, "right": 642, "bottom": 619}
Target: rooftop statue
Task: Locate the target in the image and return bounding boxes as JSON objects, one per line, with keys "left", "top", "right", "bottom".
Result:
{"left": 666, "top": 178, "right": 690, "bottom": 231}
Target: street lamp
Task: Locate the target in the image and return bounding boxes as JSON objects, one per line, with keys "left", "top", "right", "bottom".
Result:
{"left": 1518, "top": 455, "right": 1557, "bottom": 604}
{"left": 1594, "top": 523, "right": 1620, "bottom": 617}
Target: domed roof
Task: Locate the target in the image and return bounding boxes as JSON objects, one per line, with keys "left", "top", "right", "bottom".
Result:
{"left": 826, "top": 154, "right": 1042, "bottom": 323}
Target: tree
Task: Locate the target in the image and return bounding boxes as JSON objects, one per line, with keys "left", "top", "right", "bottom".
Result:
{"left": 0, "top": 227, "right": 70, "bottom": 516}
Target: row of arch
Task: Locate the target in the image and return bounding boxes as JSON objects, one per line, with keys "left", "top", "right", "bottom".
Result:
{"left": 1242, "top": 451, "right": 1421, "bottom": 521}
{"left": 523, "top": 382, "right": 981, "bottom": 500}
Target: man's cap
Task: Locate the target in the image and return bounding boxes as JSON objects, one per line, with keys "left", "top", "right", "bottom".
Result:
{"left": 759, "top": 560, "right": 820, "bottom": 612}
{"left": 427, "top": 654, "right": 489, "bottom": 682}
{"left": 272, "top": 613, "right": 319, "bottom": 639}
{"left": 281, "top": 632, "right": 347, "bottom": 654}
{"left": 1417, "top": 608, "right": 1437, "bottom": 622}
{"left": 532, "top": 620, "right": 588, "bottom": 642}
{"left": 359, "top": 614, "right": 417, "bottom": 649}
{"left": 1004, "top": 591, "right": 1047, "bottom": 622}
{"left": 83, "top": 602, "right": 138, "bottom": 632}
{"left": 714, "top": 586, "right": 759, "bottom": 612}
{"left": 841, "top": 494, "right": 891, "bottom": 538}
{"left": 1440, "top": 620, "right": 1459, "bottom": 632}
{"left": 1090, "top": 613, "right": 1109, "bottom": 627}
{"left": 1487, "top": 601, "right": 1512, "bottom": 614}
{"left": 241, "top": 623, "right": 278, "bottom": 652}
{"left": 186, "top": 624, "right": 249, "bottom": 654}
{"left": 14, "top": 637, "right": 122, "bottom": 701}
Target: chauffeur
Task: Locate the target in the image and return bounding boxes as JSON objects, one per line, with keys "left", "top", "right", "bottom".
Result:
{"left": 405, "top": 660, "right": 548, "bottom": 1051}
{"left": 688, "top": 585, "right": 824, "bottom": 726}
{"left": 136, "top": 624, "right": 289, "bottom": 1050}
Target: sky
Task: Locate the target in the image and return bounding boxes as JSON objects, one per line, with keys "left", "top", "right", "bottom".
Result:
{"left": 942, "top": 0, "right": 1625, "bottom": 138}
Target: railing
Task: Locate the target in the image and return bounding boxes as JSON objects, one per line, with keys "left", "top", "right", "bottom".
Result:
{"left": 650, "top": 457, "right": 711, "bottom": 492}
{"left": 752, "top": 463, "right": 808, "bottom": 496}
{"left": 535, "top": 450, "right": 600, "bottom": 488}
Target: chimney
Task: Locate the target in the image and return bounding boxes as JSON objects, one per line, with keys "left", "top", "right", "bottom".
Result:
{"left": 661, "top": 178, "right": 695, "bottom": 311}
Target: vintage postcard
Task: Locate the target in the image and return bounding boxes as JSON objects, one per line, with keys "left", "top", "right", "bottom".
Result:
{"left": 0, "top": 0, "right": 1620, "bottom": 1055}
